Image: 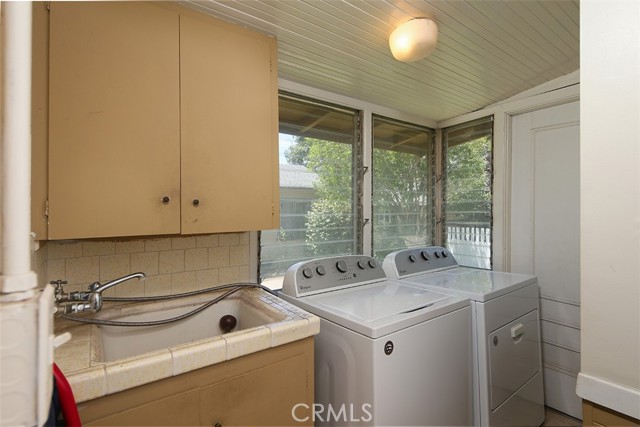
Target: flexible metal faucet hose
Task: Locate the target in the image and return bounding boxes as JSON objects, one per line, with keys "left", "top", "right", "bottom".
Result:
{"left": 60, "top": 282, "right": 278, "bottom": 327}
{"left": 100, "top": 282, "right": 277, "bottom": 302}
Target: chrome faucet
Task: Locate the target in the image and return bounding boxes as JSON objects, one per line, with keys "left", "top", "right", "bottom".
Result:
{"left": 53, "top": 272, "right": 146, "bottom": 315}
{"left": 88, "top": 272, "right": 147, "bottom": 294}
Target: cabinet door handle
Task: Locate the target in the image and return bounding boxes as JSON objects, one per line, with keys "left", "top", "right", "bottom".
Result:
{"left": 193, "top": 198, "right": 200, "bottom": 207}
{"left": 161, "top": 196, "right": 171, "bottom": 204}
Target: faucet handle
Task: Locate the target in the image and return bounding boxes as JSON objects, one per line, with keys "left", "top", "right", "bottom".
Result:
{"left": 50, "top": 280, "right": 68, "bottom": 286}
{"left": 52, "top": 280, "right": 69, "bottom": 303}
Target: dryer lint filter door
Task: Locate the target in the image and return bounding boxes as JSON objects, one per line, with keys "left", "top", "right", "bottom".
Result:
{"left": 488, "top": 310, "right": 541, "bottom": 410}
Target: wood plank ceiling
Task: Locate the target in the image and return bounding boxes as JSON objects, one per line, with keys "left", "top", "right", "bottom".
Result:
{"left": 182, "top": 0, "right": 580, "bottom": 122}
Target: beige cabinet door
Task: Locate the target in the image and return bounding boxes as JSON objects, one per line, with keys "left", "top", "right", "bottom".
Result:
{"left": 48, "top": 2, "right": 181, "bottom": 239}
{"left": 180, "top": 14, "right": 279, "bottom": 234}
{"left": 199, "top": 346, "right": 312, "bottom": 426}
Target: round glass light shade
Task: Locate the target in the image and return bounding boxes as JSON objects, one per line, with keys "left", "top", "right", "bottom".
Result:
{"left": 389, "top": 18, "right": 438, "bottom": 62}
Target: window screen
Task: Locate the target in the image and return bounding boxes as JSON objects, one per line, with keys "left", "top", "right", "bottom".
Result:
{"left": 260, "top": 93, "right": 360, "bottom": 286}
{"left": 372, "top": 115, "right": 435, "bottom": 260}
{"left": 443, "top": 116, "right": 493, "bottom": 269}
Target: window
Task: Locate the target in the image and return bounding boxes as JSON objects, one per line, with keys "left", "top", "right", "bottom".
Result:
{"left": 443, "top": 116, "right": 493, "bottom": 269}
{"left": 260, "top": 93, "right": 361, "bottom": 286}
{"left": 260, "top": 92, "right": 492, "bottom": 285}
{"left": 372, "top": 115, "right": 435, "bottom": 260}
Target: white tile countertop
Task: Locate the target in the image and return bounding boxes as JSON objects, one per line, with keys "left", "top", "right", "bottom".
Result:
{"left": 54, "top": 288, "right": 319, "bottom": 403}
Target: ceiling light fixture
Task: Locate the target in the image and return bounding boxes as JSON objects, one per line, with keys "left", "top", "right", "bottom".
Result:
{"left": 389, "top": 18, "right": 438, "bottom": 62}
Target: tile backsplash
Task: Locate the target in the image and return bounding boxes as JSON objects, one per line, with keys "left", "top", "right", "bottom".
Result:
{"left": 36, "top": 233, "right": 250, "bottom": 297}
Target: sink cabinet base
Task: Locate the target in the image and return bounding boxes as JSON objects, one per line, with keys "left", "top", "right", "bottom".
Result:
{"left": 77, "top": 338, "right": 313, "bottom": 426}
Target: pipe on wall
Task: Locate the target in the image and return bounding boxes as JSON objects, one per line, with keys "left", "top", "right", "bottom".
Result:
{"left": 1, "top": 1, "right": 37, "bottom": 295}
{"left": 0, "top": 5, "right": 48, "bottom": 425}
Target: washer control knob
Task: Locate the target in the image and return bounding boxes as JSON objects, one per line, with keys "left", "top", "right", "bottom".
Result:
{"left": 421, "top": 251, "right": 429, "bottom": 261}
{"left": 441, "top": 251, "right": 448, "bottom": 258}
{"left": 434, "top": 251, "right": 440, "bottom": 258}
{"left": 368, "top": 259, "right": 378, "bottom": 269}
{"left": 316, "top": 265, "right": 326, "bottom": 276}
{"left": 336, "top": 260, "right": 348, "bottom": 273}
{"left": 409, "top": 254, "right": 417, "bottom": 263}
{"left": 357, "top": 260, "right": 366, "bottom": 269}
{"left": 302, "top": 267, "right": 313, "bottom": 279}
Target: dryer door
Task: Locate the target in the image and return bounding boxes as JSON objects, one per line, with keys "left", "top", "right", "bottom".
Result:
{"left": 488, "top": 309, "right": 541, "bottom": 410}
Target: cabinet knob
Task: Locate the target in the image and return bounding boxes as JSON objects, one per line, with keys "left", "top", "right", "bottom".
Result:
{"left": 193, "top": 199, "right": 200, "bottom": 207}
{"left": 161, "top": 196, "right": 171, "bottom": 204}
{"left": 214, "top": 423, "right": 222, "bottom": 427}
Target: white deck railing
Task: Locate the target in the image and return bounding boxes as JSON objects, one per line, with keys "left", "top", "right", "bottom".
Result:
{"left": 446, "top": 226, "right": 491, "bottom": 269}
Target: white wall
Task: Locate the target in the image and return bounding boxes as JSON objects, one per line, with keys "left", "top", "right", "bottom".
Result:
{"left": 577, "top": 0, "right": 640, "bottom": 419}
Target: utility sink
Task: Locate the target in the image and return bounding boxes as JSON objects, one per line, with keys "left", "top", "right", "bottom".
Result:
{"left": 92, "top": 291, "right": 287, "bottom": 362}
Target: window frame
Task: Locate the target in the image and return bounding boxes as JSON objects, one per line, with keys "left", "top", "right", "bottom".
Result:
{"left": 441, "top": 115, "right": 494, "bottom": 269}
{"left": 370, "top": 114, "right": 437, "bottom": 260}
{"left": 259, "top": 92, "right": 363, "bottom": 285}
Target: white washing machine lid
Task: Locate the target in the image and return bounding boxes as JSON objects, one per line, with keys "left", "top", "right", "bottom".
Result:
{"left": 282, "top": 280, "right": 469, "bottom": 338}
{"left": 399, "top": 268, "right": 537, "bottom": 302}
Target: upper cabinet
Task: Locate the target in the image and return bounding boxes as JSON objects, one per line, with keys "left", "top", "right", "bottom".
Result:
{"left": 180, "top": 13, "right": 279, "bottom": 234}
{"left": 46, "top": 2, "right": 279, "bottom": 240}
{"left": 48, "top": 2, "right": 181, "bottom": 239}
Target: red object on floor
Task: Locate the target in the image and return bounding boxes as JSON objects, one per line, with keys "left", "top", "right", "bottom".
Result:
{"left": 53, "top": 363, "right": 82, "bottom": 427}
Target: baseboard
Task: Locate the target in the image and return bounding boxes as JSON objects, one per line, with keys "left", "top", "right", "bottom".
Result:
{"left": 576, "top": 372, "right": 640, "bottom": 419}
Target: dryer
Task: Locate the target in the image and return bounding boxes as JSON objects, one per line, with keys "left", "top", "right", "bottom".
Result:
{"left": 383, "top": 247, "right": 545, "bottom": 427}
{"left": 280, "top": 255, "right": 472, "bottom": 427}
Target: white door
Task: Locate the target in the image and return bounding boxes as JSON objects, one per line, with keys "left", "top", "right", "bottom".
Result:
{"left": 510, "top": 101, "right": 581, "bottom": 419}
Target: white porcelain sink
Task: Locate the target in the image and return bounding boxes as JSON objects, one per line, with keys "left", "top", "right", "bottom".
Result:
{"left": 93, "top": 293, "right": 286, "bottom": 362}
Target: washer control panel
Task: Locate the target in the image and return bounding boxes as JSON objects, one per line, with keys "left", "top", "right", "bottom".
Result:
{"left": 281, "top": 255, "right": 387, "bottom": 297}
{"left": 382, "top": 246, "right": 458, "bottom": 279}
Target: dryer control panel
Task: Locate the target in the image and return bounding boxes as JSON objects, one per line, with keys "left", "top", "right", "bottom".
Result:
{"left": 281, "top": 255, "right": 387, "bottom": 297}
{"left": 383, "top": 246, "right": 458, "bottom": 279}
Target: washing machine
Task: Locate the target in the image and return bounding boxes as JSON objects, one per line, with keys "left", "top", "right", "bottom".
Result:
{"left": 279, "top": 255, "right": 472, "bottom": 427}
{"left": 383, "top": 247, "right": 545, "bottom": 427}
